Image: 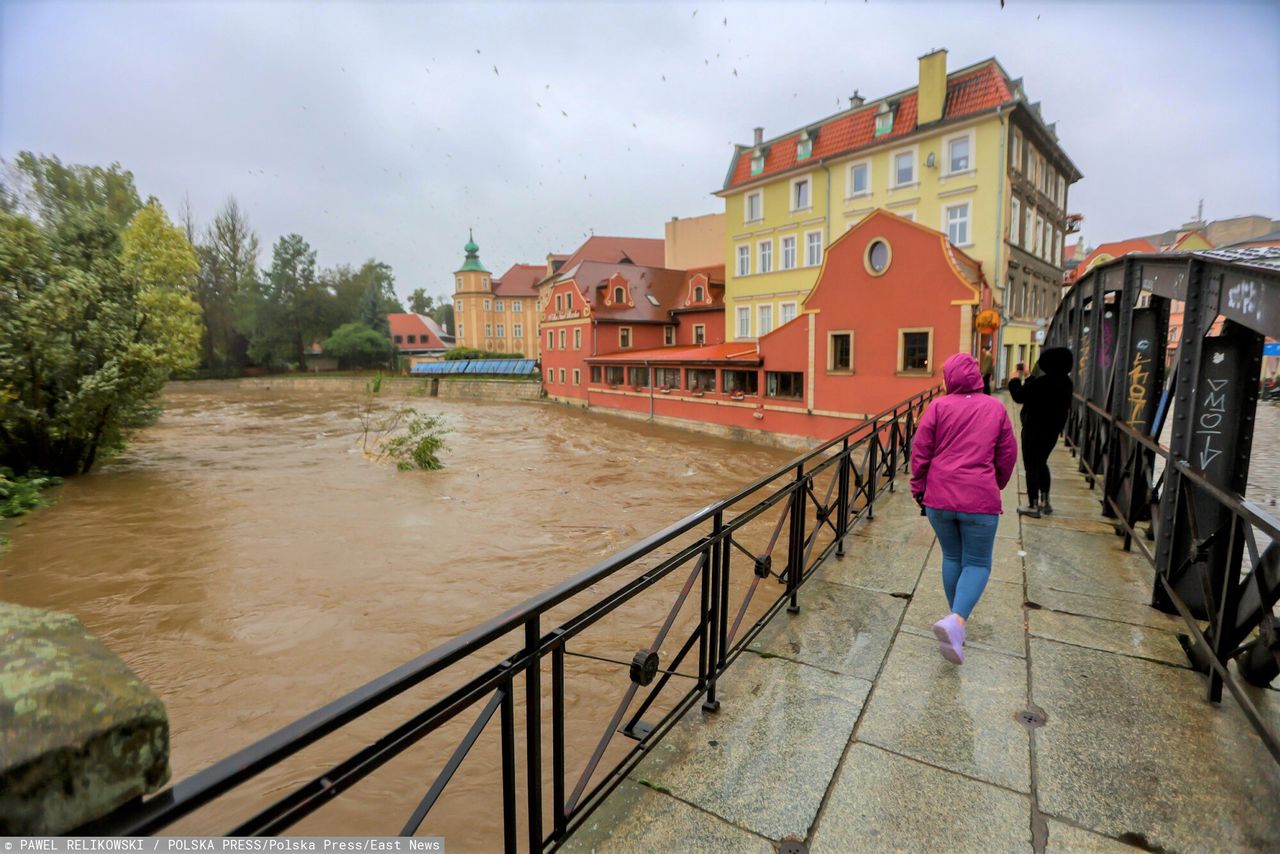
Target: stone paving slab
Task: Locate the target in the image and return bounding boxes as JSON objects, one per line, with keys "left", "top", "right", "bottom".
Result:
{"left": 1031, "top": 637, "right": 1280, "bottom": 852}
{"left": 815, "top": 533, "right": 933, "bottom": 596}
{"left": 856, "top": 632, "right": 1032, "bottom": 793}
{"left": 904, "top": 578, "right": 1027, "bottom": 658}
{"left": 1025, "top": 583, "right": 1187, "bottom": 632}
{"left": 1028, "top": 608, "right": 1187, "bottom": 668}
{"left": 809, "top": 743, "right": 1032, "bottom": 853}
{"left": 631, "top": 651, "right": 872, "bottom": 841}
{"left": 1022, "top": 526, "right": 1154, "bottom": 604}
{"left": 1043, "top": 819, "right": 1137, "bottom": 853}
{"left": 847, "top": 499, "right": 938, "bottom": 547}
{"left": 747, "top": 579, "right": 905, "bottom": 681}
{"left": 560, "top": 780, "right": 774, "bottom": 854}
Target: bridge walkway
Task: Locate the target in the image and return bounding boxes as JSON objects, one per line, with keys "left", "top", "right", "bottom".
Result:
{"left": 564, "top": 438, "right": 1280, "bottom": 853}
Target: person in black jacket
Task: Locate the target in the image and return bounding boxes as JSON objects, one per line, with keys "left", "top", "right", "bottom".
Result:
{"left": 1007, "top": 347, "right": 1074, "bottom": 517}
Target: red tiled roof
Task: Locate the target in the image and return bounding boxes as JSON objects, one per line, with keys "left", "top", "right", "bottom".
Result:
{"left": 724, "top": 61, "right": 1013, "bottom": 190}
{"left": 556, "top": 235, "right": 665, "bottom": 272}
{"left": 492, "top": 263, "right": 543, "bottom": 297}
{"left": 1066, "top": 239, "right": 1159, "bottom": 283}
{"left": 558, "top": 261, "right": 687, "bottom": 324}
{"left": 587, "top": 342, "right": 760, "bottom": 365}
{"left": 387, "top": 313, "right": 453, "bottom": 350}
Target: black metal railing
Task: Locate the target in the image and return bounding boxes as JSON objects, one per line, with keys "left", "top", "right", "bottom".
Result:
{"left": 1046, "top": 251, "right": 1279, "bottom": 762}
{"left": 82, "top": 386, "right": 943, "bottom": 846}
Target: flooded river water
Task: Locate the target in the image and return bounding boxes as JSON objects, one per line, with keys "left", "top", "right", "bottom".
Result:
{"left": 2, "top": 383, "right": 796, "bottom": 846}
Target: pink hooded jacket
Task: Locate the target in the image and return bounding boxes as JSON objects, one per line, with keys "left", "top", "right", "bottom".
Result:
{"left": 910, "top": 353, "right": 1017, "bottom": 515}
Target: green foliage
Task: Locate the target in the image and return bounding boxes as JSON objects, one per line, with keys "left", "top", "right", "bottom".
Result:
{"left": 194, "top": 197, "right": 259, "bottom": 372}
{"left": 408, "top": 288, "right": 434, "bottom": 315}
{"left": 442, "top": 346, "right": 511, "bottom": 361}
{"left": 381, "top": 411, "right": 449, "bottom": 471}
{"left": 5, "top": 152, "right": 142, "bottom": 231}
{"left": 0, "top": 195, "right": 200, "bottom": 476}
{"left": 429, "top": 301, "right": 454, "bottom": 333}
{"left": 0, "top": 468, "right": 61, "bottom": 518}
{"left": 239, "top": 233, "right": 318, "bottom": 368}
{"left": 366, "top": 372, "right": 384, "bottom": 394}
{"left": 323, "top": 323, "right": 394, "bottom": 369}
{"left": 356, "top": 260, "right": 402, "bottom": 335}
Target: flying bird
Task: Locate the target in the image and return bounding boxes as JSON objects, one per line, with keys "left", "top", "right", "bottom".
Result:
{"left": 733, "top": 68, "right": 738, "bottom": 77}
{"left": 561, "top": 110, "right": 568, "bottom": 116}
{"left": 493, "top": 65, "right": 499, "bottom": 75}
{"left": 692, "top": 8, "right": 697, "bottom": 16}
{"left": 723, "top": 16, "right": 727, "bottom": 25}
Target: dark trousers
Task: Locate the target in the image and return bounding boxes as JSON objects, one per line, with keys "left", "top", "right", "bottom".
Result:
{"left": 982, "top": 374, "right": 992, "bottom": 394}
{"left": 1022, "top": 430, "right": 1057, "bottom": 505}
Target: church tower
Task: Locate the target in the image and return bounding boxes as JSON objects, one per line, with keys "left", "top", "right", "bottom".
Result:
{"left": 452, "top": 231, "right": 491, "bottom": 350}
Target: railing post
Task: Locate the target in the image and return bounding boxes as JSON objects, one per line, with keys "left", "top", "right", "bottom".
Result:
{"left": 500, "top": 678, "right": 517, "bottom": 854}
{"left": 524, "top": 617, "right": 543, "bottom": 851}
{"left": 702, "top": 512, "right": 723, "bottom": 712}
{"left": 835, "top": 437, "right": 851, "bottom": 558}
{"left": 887, "top": 408, "right": 901, "bottom": 492}
{"left": 866, "top": 426, "right": 879, "bottom": 519}
{"left": 787, "top": 467, "right": 805, "bottom": 614}
{"left": 551, "top": 634, "right": 566, "bottom": 840}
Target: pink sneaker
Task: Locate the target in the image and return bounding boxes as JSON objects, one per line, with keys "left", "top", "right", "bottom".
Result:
{"left": 932, "top": 614, "right": 965, "bottom": 664}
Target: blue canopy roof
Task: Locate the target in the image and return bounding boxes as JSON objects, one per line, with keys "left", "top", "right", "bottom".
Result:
{"left": 410, "top": 359, "right": 539, "bottom": 376}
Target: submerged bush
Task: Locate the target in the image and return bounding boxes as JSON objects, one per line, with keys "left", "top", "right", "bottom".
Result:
{"left": 381, "top": 411, "right": 449, "bottom": 471}
{"left": 0, "top": 467, "right": 61, "bottom": 518}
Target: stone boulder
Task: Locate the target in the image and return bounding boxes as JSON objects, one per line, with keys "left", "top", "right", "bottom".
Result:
{"left": 0, "top": 602, "right": 170, "bottom": 834}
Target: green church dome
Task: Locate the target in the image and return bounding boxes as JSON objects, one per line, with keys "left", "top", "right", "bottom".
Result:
{"left": 457, "top": 229, "right": 489, "bottom": 273}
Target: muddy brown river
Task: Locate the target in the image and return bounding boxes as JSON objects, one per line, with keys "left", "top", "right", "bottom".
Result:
{"left": 2, "top": 382, "right": 798, "bottom": 847}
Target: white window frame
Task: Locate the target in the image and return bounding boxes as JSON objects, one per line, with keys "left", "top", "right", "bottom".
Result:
{"left": 758, "top": 304, "right": 774, "bottom": 337}
{"left": 456, "top": 299, "right": 463, "bottom": 311}
{"left": 513, "top": 323, "right": 523, "bottom": 338}
{"left": 693, "top": 324, "right": 706, "bottom": 345}
{"left": 736, "top": 305, "right": 751, "bottom": 338}
{"left": 745, "top": 190, "right": 763, "bottom": 223}
{"left": 512, "top": 299, "right": 522, "bottom": 312}
{"left": 847, "top": 159, "right": 871, "bottom": 198}
{"left": 1025, "top": 207, "right": 1035, "bottom": 254}
{"left": 790, "top": 175, "right": 812, "bottom": 212}
{"left": 1010, "top": 196, "right": 1021, "bottom": 247}
{"left": 781, "top": 235, "right": 797, "bottom": 270}
{"left": 828, "top": 330, "right": 854, "bottom": 373}
{"left": 483, "top": 299, "right": 491, "bottom": 311}
{"left": 573, "top": 368, "right": 581, "bottom": 386}
{"left": 663, "top": 325, "right": 675, "bottom": 346}
{"left": 547, "top": 330, "right": 554, "bottom": 350}
{"left": 780, "top": 301, "right": 797, "bottom": 326}
{"left": 896, "top": 210, "right": 917, "bottom": 223}
{"left": 573, "top": 328, "right": 582, "bottom": 350}
{"left": 736, "top": 244, "right": 750, "bottom": 277}
{"left": 944, "top": 202, "right": 971, "bottom": 247}
{"left": 495, "top": 300, "right": 504, "bottom": 312}
{"left": 497, "top": 324, "right": 505, "bottom": 338}
{"left": 758, "top": 239, "right": 773, "bottom": 274}
{"left": 891, "top": 145, "right": 918, "bottom": 188}
{"left": 555, "top": 294, "right": 563, "bottom": 312}
{"left": 942, "top": 129, "right": 975, "bottom": 176}
{"left": 804, "top": 230, "right": 824, "bottom": 267}
{"left": 455, "top": 276, "right": 462, "bottom": 289}
{"left": 485, "top": 323, "right": 492, "bottom": 337}
{"left": 558, "top": 329, "right": 566, "bottom": 349}
{"left": 482, "top": 276, "right": 489, "bottom": 289}
{"left": 619, "top": 327, "right": 632, "bottom": 349}
{"left": 1011, "top": 130, "right": 1023, "bottom": 173}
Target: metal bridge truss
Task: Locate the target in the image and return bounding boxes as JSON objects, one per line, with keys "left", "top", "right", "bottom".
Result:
{"left": 1046, "top": 252, "right": 1279, "bottom": 762}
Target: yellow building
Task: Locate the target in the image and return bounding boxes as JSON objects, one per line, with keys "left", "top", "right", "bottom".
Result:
{"left": 451, "top": 233, "right": 541, "bottom": 358}
{"left": 715, "top": 50, "right": 1081, "bottom": 381}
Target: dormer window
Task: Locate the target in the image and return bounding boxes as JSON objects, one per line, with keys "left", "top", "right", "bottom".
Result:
{"left": 875, "top": 103, "right": 894, "bottom": 137}
{"left": 750, "top": 149, "right": 765, "bottom": 175}
{"left": 796, "top": 128, "right": 815, "bottom": 160}
{"left": 694, "top": 285, "right": 705, "bottom": 302}
{"left": 613, "top": 285, "right": 625, "bottom": 303}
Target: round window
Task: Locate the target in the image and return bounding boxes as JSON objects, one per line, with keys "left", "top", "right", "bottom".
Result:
{"left": 866, "top": 239, "right": 891, "bottom": 275}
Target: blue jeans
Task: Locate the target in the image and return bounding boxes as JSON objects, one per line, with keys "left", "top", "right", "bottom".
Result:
{"left": 925, "top": 508, "right": 998, "bottom": 619}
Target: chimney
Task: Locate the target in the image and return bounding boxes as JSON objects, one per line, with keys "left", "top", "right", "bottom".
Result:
{"left": 917, "top": 48, "right": 948, "bottom": 126}
{"left": 753, "top": 126, "right": 764, "bottom": 146}
{"left": 850, "top": 90, "right": 864, "bottom": 109}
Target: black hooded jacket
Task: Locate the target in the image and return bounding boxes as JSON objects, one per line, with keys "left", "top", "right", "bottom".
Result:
{"left": 1008, "top": 347, "right": 1074, "bottom": 444}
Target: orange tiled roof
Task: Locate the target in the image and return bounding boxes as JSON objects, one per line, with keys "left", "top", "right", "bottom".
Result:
{"left": 387, "top": 313, "right": 452, "bottom": 350}
{"left": 492, "top": 263, "right": 543, "bottom": 297}
{"left": 556, "top": 235, "right": 666, "bottom": 272}
{"left": 1065, "top": 239, "right": 1159, "bottom": 283}
{"left": 724, "top": 61, "right": 1014, "bottom": 190}
{"left": 587, "top": 342, "right": 759, "bottom": 365}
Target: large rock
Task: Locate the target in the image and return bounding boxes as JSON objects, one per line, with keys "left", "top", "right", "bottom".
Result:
{"left": 0, "top": 602, "right": 169, "bottom": 834}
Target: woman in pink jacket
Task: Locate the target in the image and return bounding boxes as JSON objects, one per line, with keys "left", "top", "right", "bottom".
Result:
{"left": 910, "top": 352, "right": 1018, "bottom": 664}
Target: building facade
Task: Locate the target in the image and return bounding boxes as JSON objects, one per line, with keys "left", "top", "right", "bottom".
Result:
{"left": 575, "top": 211, "right": 988, "bottom": 443}
{"left": 450, "top": 234, "right": 542, "bottom": 358}
{"left": 388, "top": 312, "right": 454, "bottom": 369}
{"left": 716, "top": 49, "right": 1079, "bottom": 385}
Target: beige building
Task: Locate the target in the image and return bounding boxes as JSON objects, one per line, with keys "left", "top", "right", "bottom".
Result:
{"left": 451, "top": 233, "right": 541, "bottom": 358}
{"left": 664, "top": 213, "right": 725, "bottom": 269}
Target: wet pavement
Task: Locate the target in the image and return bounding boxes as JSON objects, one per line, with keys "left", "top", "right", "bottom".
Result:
{"left": 565, "top": 425, "right": 1280, "bottom": 852}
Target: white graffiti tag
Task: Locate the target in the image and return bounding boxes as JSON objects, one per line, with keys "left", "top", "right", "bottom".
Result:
{"left": 1226, "top": 280, "right": 1261, "bottom": 321}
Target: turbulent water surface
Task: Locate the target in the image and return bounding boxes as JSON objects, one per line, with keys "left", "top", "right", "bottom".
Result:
{"left": 3, "top": 383, "right": 797, "bottom": 846}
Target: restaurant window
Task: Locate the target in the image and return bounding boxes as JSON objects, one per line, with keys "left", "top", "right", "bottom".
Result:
{"left": 766, "top": 371, "right": 804, "bottom": 400}
{"left": 605, "top": 366, "right": 625, "bottom": 386}
{"left": 628, "top": 366, "right": 650, "bottom": 388}
{"left": 590, "top": 365, "right": 602, "bottom": 383}
{"left": 655, "top": 367, "right": 681, "bottom": 388}
{"left": 722, "top": 370, "right": 759, "bottom": 395}
{"left": 686, "top": 368, "right": 716, "bottom": 392}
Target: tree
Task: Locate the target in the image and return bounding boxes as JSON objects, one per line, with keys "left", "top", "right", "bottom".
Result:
{"left": 429, "top": 301, "right": 455, "bottom": 333}
{"left": 356, "top": 260, "right": 402, "bottom": 334}
{"left": 198, "top": 198, "right": 259, "bottom": 372}
{"left": 241, "top": 233, "right": 317, "bottom": 367}
{"left": 6, "top": 152, "right": 142, "bottom": 231}
{"left": 408, "top": 288, "right": 434, "bottom": 315}
{"left": 322, "top": 322, "right": 394, "bottom": 369}
{"left": 0, "top": 199, "right": 201, "bottom": 476}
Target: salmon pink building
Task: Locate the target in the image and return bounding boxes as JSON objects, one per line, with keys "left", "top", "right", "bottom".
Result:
{"left": 551, "top": 210, "right": 990, "bottom": 444}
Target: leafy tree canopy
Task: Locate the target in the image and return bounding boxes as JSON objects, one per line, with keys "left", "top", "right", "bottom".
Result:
{"left": 322, "top": 322, "right": 394, "bottom": 369}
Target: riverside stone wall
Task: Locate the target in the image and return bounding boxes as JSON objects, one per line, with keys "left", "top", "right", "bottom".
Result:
{"left": 174, "top": 376, "right": 544, "bottom": 402}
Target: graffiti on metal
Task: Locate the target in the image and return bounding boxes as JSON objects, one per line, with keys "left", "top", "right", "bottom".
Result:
{"left": 1126, "top": 310, "right": 1161, "bottom": 428}
{"left": 1140, "top": 261, "right": 1187, "bottom": 300}
{"left": 1193, "top": 343, "right": 1242, "bottom": 475}
{"left": 1220, "top": 271, "right": 1279, "bottom": 338}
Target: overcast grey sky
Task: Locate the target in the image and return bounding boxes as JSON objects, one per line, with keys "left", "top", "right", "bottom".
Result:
{"left": 3, "top": 0, "right": 1277, "bottom": 302}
